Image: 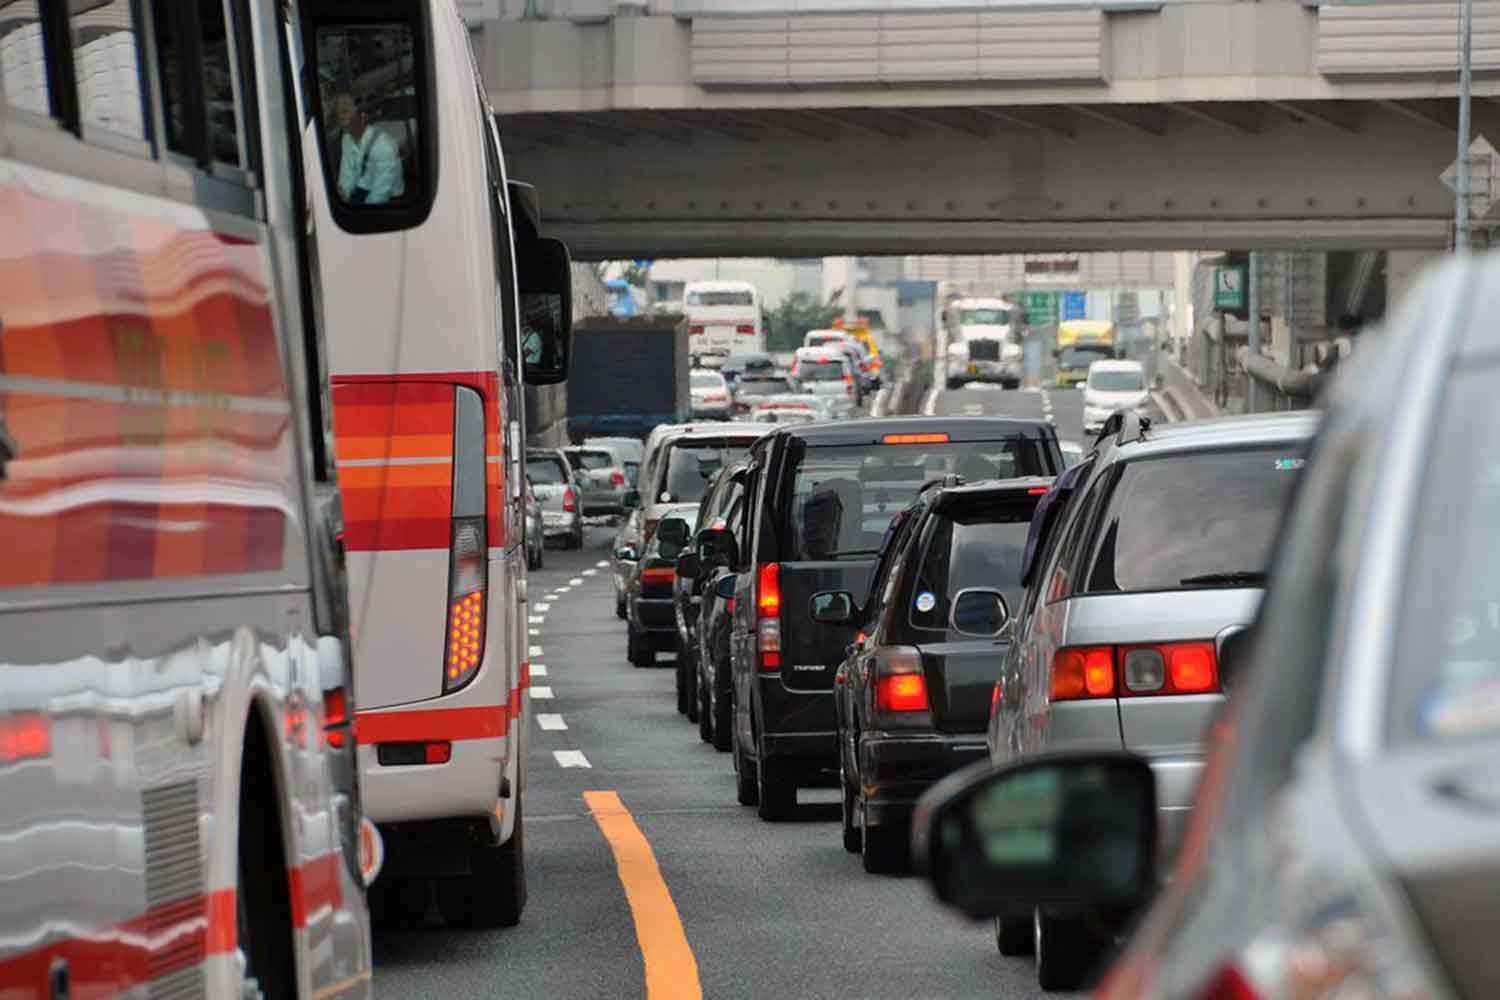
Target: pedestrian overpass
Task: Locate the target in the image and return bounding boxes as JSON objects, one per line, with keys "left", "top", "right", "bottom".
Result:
{"left": 472, "top": 0, "right": 1500, "bottom": 258}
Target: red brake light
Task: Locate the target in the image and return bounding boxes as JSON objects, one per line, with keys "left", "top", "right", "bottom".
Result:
{"left": 0, "top": 712, "right": 50, "bottom": 764}
{"left": 425, "top": 742, "right": 452, "bottom": 765}
{"left": 736, "top": 324, "right": 754, "bottom": 335}
{"left": 1121, "top": 642, "right": 1220, "bottom": 695}
{"left": 991, "top": 682, "right": 1001, "bottom": 716}
{"left": 1028, "top": 486, "right": 1049, "bottom": 495}
{"left": 1051, "top": 646, "right": 1115, "bottom": 701}
{"left": 882, "top": 432, "right": 951, "bottom": 445}
{"left": 323, "top": 687, "right": 349, "bottom": 749}
{"left": 610, "top": 470, "right": 626, "bottom": 486}
{"left": 1192, "top": 964, "right": 1260, "bottom": 1000}
{"left": 641, "top": 566, "right": 677, "bottom": 585}
{"left": 690, "top": 325, "right": 705, "bottom": 335}
{"left": 562, "top": 487, "right": 577, "bottom": 513}
{"left": 1167, "top": 642, "right": 1218, "bottom": 692}
{"left": 876, "top": 674, "right": 929, "bottom": 712}
{"left": 757, "top": 562, "right": 780, "bottom": 618}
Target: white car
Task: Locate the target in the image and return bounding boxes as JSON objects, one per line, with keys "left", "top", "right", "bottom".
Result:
{"left": 750, "top": 393, "right": 825, "bottom": 425}
{"left": 1081, "top": 359, "right": 1151, "bottom": 435}
{"left": 790, "top": 347, "right": 858, "bottom": 413}
{"left": 690, "top": 368, "right": 733, "bottom": 420}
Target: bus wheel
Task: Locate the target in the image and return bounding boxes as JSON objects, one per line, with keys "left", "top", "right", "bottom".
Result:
{"left": 238, "top": 721, "right": 296, "bottom": 999}
{"left": 436, "top": 799, "right": 527, "bottom": 929}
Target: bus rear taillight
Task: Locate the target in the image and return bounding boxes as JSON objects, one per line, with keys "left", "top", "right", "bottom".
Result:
{"left": 736, "top": 324, "right": 755, "bottom": 336}
{"left": 444, "top": 517, "right": 487, "bottom": 692}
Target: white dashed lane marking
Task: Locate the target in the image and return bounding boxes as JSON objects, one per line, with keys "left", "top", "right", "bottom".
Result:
{"left": 530, "top": 628, "right": 541, "bottom": 636}
{"left": 596, "top": 560, "right": 609, "bottom": 568}
{"left": 569, "top": 577, "right": 584, "bottom": 586}
{"left": 530, "top": 645, "right": 544, "bottom": 657}
{"left": 582, "top": 569, "right": 598, "bottom": 577}
{"left": 534, "top": 603, "right": 551, "bottom": 613}
{"left": 553, "top": 750, "right": 591, "bottom": 768}
{"left": 532, "top": 663, "right": 547, "bottom": 676}
{"left": 529, "top": 616, "right": 545, "bottom": 624}
{"left": 532, "top": 686, "right": 554, "bottom": 700}
{"left": 537, "top": 713, "right": 568, "bottom": 731}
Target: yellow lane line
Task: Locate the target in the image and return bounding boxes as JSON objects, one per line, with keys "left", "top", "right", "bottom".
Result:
{"left": 584, "top": 790, "right": 703, "bottom": 1000}
{"left": 310, "top": 969, "right": 372, "bottom": 1000}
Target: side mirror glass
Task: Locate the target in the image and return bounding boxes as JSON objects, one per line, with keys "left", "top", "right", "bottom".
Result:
{"left": 614, "top": 545, "right": 638, "bottom": 562}
{"left": 913, "top": 754, "right": 1158, "bottom": 921}
{"left": 657, "top": 518, "right": 690, "bottom": 547}
{"left": 715, "top": 574, "right": 738, "bottom": 600}
{"left": 810, "top": 590, "right": 855, "bottom": 624}
{"left": 517, "top": 237, "right": 573, "bottom": 386}
{"left": 677, "top": 553, "right": 701, "bottom": 578}
{"left": 950, "top": 588, "right": 1011, "bottom": 637}
{"left": 623, "top": 489, "right": 641, "bottom": 509}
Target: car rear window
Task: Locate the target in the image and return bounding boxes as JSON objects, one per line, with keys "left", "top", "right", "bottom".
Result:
{"left": 686, "top": 290, "right": 753, "bottom": 306}
{"left": 527, "top": 456, "right": 567, "bottom": 484}
{"left": 1088, "top": 369, "right": 1145, "bottom": 392}
{"left": 659, "top": 438, "right": 756, "bottom": 503}
{"left": 909, "top": 501, "right": 1038, "bottom": 633}
{"left": 737, "top": 378, "right": 794, "bottom": 397}
{"left": 1081, "top": 446, "right": 1304, "bottom": 594}
{"left": 799, "top": 361, "right": 845, "bottom": 382}
{"left": 567, "top": 450, "right": 613, "bottom": 470}
{"left": 780, "top": 438, "right": 1052, "bottom": 561}
{"left": 691, "top": 372, "right": 723, "bottom": 388}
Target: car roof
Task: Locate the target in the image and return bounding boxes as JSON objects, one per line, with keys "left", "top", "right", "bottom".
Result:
{"left": 930, "top": 476, "right": 1055, "bottom": 511}
{"left": 1104, "top": 411, "right": 1319, "bottom": 460}
{"left": 775, "top": 416, "right": 1054, "bottom": 445}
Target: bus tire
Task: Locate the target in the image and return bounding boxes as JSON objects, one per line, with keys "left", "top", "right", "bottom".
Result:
{"left": 237, "top": 717, "right": 297, "bottom": 1000}
{"left": 437, "top": 798, "right": 527, "bottom": 929}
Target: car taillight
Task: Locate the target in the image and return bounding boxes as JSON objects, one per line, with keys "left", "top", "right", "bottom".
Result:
{"left": 640, "top": 565, "right": 677, "bottom": 596}
{"left": 873, "top": 646, "right": 930, "bottom": 722}
{"left": 562, "top": 487, "right": 577, "bottom": 513}
{"left": 882, "top": 432, "right": 950, "bottom": 445}
{"left": 725, "top": 597, "right": 735, "bottom": 613}
{"left": 990, "top": 681, "right": 1001, "bottom": 717}
{"left": 0, "top": 712, "right": 50, "bottom": 764}
{"left": 736, "top": 324, "right": 754, "bottom": 335}
{"left": 1121, "top": 642, "right": 1219, "bottom": 695}
{"left": 443, "top": 517, "right": 487, "bottom": 692}
{"left": 843, "top": 373, "right": 855, "bottom": 394}
{"left": 757, "top": 562, "right": 780, "bottom": 669}
{"left": 323, "top": 687, "right": 349, "bottom": 749}
{"left": 1050, "top": 646, "right": 1115, "bottom": 701}
{"left": 610, "top": 470, "right": 626, "bottom": 486}
{"left": 1191, "top": 964, "right": 1259, "bottom": 1000}
{"left": 690, "top": 324, "right": 705, "bottom": 335}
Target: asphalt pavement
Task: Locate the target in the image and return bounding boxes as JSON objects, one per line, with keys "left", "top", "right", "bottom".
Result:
{"left": 371, "top": 523, "right": 1074, "bottom": 1000}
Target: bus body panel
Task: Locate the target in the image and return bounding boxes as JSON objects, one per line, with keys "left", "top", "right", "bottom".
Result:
{"left": 684, "top": 280, "right": 764, "bottom": 362}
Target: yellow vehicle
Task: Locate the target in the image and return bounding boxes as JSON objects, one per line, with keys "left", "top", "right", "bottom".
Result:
{"left": 1054, "top": 320, "right": 1118, "bottom": 388}
{"left": 832, "top": 316, "right": 883, "bottom": 383}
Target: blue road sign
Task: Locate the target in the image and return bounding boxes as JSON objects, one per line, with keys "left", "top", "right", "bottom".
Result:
{"left": 1061, "top": 291, "right": 1088, "bottom": 321}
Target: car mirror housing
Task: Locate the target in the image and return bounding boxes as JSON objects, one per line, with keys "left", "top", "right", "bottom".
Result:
{"left": 810, "top": 590, "right": 855, "bottom": 624}
{"left": 912, "top": 754, "right": 1158, "bottom": 921}
{"left": 614, "top": 545, "right": 638, "bottom": 563}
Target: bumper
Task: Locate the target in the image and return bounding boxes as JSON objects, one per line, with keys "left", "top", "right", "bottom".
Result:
{"left": 857, "top": 730, "right": 988, "bottom": 828}
{"left": 581, "top": 492, "right": 624, "bottom": 516}
{"left": 632, "top": 595, "right": 678, "bottom": 637}
{"left": 757, "top": 677, "right": 837, "bottom": 774}
{"left": 1147, "top": 754, "right": 1205, "bottom": 857}
{"left": 358, "top": 727, "right": 504, "bottom": 825}
{"left": 542, "top": 513, "right": 581, "bottom": 536}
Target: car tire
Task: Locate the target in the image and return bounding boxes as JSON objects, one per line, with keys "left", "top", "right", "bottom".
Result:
{"left": 437, "top": 798, "right": 527, "bottom": 929}
{"left": 860, "top": 814, "right": 908, "bottom": 874}
{"left": 627, "top": 625, "right": 655, "bottom": 668}
{"left": 945, "top": 376, "right": 962, "bottom": 390}
{"left": 840, "top": 759, "right": 861, "bottom": 854}
{"left": 1034, "top": 908, "right": 1105, "bottom": 992}
{"left": 996, "top": 916, "right": 1033, "bottom": 956}
{"left": 755, "top": 758, "right": 796, "bottom": 822}
{"left": 675, "top": 650, "right": 691, "bottom": 715}
{"left": 711, "top": 687, "right": 732, "bottom": 752}
{"left": 534, "top": 544, "right": 544, "bottom": 570}
{"left": 614, "top": 589, "right": 626, "bottom": 620}
{"left": 697, "top": 676, "right": 713, "bottom": 743}
{"left": 734, "top": 735, "right": 759, "bottom": 807}
{"left": 569, "top": 526, "right": 584, "bottom": 550}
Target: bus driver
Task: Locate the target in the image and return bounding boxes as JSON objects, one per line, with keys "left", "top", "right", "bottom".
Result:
{"left": 335, "top": 92, "right": 405, "bottom": 205}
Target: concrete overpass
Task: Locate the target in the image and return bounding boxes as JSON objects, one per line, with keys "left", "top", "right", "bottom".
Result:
{"left": 472, "top": 0, "right": 1500, "bottom": 257}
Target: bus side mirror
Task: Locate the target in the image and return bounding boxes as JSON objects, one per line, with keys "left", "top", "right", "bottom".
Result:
{"left": 517, "top": 236, "right": 573, "bottom": 386}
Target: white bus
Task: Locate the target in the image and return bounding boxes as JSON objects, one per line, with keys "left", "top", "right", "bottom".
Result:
{"left": 0, "top": 0, "right": 571, "bottom": 996}
{"left": 683, "top": 280, "right": 765, "bottom": 364}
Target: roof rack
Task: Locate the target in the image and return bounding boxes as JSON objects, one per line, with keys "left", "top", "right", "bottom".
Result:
{"left": 1095, "top": 409, "right": 1151, "bottom": 449}
{"left": 919, "top": 473, "right": 965, "bottom": 494}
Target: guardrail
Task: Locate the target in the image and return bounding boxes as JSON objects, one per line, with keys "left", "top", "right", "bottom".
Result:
{"left": 1238, "top": 349, "right": 1328, "bottom": 413}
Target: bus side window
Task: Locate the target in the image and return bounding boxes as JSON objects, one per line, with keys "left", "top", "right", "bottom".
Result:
{"left": 0, "top": 8, "right": 50, "bottom": 118}
{"left": 68, "top": 0, "right": 148, "bottom": 142}
{"left": 308, "top": 12, "right": 434, "bottom": 231}
{"left": 151, "top": 1, "right": 257, "bottom": 177}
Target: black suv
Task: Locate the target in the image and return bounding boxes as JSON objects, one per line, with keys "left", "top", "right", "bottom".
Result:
{"left": 826, "top": 476, "right": 1051, "bottom": 872}
{"left": 673, "top": 460, "right": 749, "bottom": 719}
{"left": 709, "top": 417, "right": 1064, "bottom": 821}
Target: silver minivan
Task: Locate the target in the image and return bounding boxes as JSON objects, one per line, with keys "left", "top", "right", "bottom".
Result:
{"left": 988, "top": 410, "right": 1317, "bottom": 987}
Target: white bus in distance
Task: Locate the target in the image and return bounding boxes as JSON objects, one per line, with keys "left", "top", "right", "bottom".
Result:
{"left": 684, "top": 280, "right": 765, "bottom": 365}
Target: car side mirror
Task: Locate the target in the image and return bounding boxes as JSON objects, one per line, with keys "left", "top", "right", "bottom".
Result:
{"left": 516, "top": 236, "right": 573, "bottom": 386}
{"left": 810, "top": 590, "right": 855, "bottom": 624}
{"left": 623, "top": 489, "right": 641, "bottom": 509}
{"left": 697, "top": 527, "right": 738, "bottom": 567}
{"left": 657, "top": 518, "right": 690, "bottom": 548}
{"left": 912, "top": 754, "right": 1158, "bottom": 921}
{"left": 677, "top": 553, "right": 701, "bottom": 579}
{"left": 614, "top": 545, "right": 638, "bottom": 562}
{"left": 950, "top": 588, "right": 1011, "bottom": 637}
{"left": 715, "top": 574, "right": 738, "bottom": 600}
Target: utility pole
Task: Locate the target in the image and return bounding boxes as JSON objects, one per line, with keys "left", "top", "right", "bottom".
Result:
{"left": 1458, "top": 0, "right": 1475, "bottom": 251}
{"left": 1246, "top": 251, "right": 1260, "bottom": 412}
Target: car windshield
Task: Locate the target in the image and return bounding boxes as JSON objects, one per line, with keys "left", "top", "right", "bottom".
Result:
{"left": 782, "top": 438, "right": 1051, "bottom": 561}
{"left": 1060, "top": 346, "right": 1114, "bottom": 368}
{"left": 527, "top": 456, "right": 567, "bottom": 484}
{"left": 686, "top": 290, "right": 753, "bottom": 306}
{"left": 566, "top": 450, "right": 613, "bottom": 470}
{"left": 691, "top": 372, "right": 724, "bottom": 388}
{"left": 1089, "top": 369, "right": 1145, "bottom": 392}
{"left": 909, "top": 502, "right": 1038, "bottom": 633}
{"left": 960, "top": 308, "right": 1010, "bottom": 325}
{"left": 660, "top": 440, "right": 755, "bottom": 502}
{"left": 737, "top": 378, "right": 794, "bottom": 397}
{"left": 798, "top": 361, "right": 844, "bottom": 382}
{"left": 1081, "top": 447, "right": 1304, "bottom": 594}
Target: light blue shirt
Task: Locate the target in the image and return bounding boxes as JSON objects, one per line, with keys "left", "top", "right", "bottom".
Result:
{"left": 337, "top": 126, "right": 405, "bottom": 204}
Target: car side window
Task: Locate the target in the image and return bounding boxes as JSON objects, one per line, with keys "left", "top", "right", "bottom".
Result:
{"left": 870, "top": 512, "right": 925, "bottom": 640}
{"left": 1043, "top": 470, "right": 1112, "bottom": 604}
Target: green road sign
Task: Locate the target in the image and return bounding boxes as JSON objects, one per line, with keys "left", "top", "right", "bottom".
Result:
{"left": 1213, "top": 266, "right": 1246, "bottom": 312}
{"left": 1020, "top": 291, "right": 1059, "bottom": 327}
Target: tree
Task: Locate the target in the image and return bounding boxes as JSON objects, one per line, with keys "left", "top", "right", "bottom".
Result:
{"left": 766, "top": 289, "right": 842, "bottom": 351}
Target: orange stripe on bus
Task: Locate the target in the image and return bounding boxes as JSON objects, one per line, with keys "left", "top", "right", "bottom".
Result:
{"left": 334, "top": 433, "right": 455, "bottom": 461}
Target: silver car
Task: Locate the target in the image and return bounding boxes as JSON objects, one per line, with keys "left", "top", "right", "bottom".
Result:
{"left": 526, "top": 449, "right": 584, "bottom": 549}
{"left": 584, "top": 436, "right": 645, "bottom": 488}
{"left": 524, "top": 476, "right": 544, "bottom": 570}
{"left": 690, "top": 368, "right": 733, "bottom": 420}
{"left": 564, "top": 445, "right": 629, "bottom": 516}
{"left": 988, "top": 409, "right": 1316, "bottom": 987}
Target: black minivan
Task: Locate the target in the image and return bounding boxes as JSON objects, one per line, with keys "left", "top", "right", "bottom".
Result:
{"left": 708, "top": 417, "right": 1063, "bottom": 821}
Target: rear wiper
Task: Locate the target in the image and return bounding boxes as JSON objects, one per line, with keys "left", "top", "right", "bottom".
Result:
{"left": 1179, "top": 571, "right": 1266, "bottom": 587}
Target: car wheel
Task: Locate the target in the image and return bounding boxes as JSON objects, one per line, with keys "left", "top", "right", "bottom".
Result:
{"left": 945, "top": 376, "right": 962, "bottom": 390}
{"left": 840, "top": 757, "right": 861, "bottom": 854}
{"left": 534, "top": 544, "right": 544, "bottom": 570}
{"left": 711, "top": 687, "right": 732, "bottom": 752}
{"left": 627, "top": 625, "right": 655, "bottom": 668}
{"left": 996, "top": 916, "right": 1033, "bottom": 956}
{"left": 733, "top": 733, "right": 759, "bottom": 807}
{"left": 685, "top": 656, "right": 699, "bottom": 723}
{"left": 1034, "top": 908, "right": 1105, "bottom": 992}
{"left": 675, "top": 650, "right": 690, "bottom": 714}
{"left": 614, "top": 588, "right": 626, "bottom": 620}
{"left": 755, "top": 757, "right": 796, "bottom": 822}
{"left": 570, "top": 526, "right": 584, "bottom": 550}
{"left": 697, "top": 678, "right": 713, "bottom": 743}
{"left": 437, "top": 798, "right": 526, "bottom": 929}
{"left": 860, "top": 811, "right": 908, "bottom": 874}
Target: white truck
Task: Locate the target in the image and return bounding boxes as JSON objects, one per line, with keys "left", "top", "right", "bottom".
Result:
{"left": 943, "top": 296, "right": 1024, "bottom": 390}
